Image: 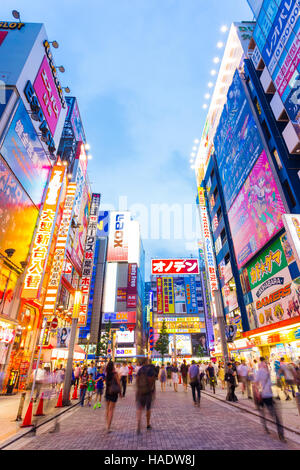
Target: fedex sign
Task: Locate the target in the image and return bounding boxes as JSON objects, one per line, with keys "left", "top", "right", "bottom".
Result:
{"left": 107, "top": 211, "right": 129, "bottom": 262}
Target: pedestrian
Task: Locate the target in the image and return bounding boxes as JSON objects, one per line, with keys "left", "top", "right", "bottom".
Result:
{"left": 33, "top": 365, "right": 45, "bottom": 402}
{"left": 94, "top": 367, "right": 105, "bottom": 409}
{"left": 55, "top": 364, "right": 65, "bottom": 392}
{"left": 86, "top": 373, "right": 95, "bottom": 407}
{"left": 180, "top": 360, "right": 189, "bottom": 392}
{"left": 279, "top": 357, "right": 296, "bottom": 400}
{"left": 171, "top": 362, "right": 179, "bottom": 392}
{"left": 88, "top": 361, "right": 97, "bottom": 378}
{"left": 225, "top": 363, "right": 238, "bottom": 402}
{"left": 158, "top": 364, "right": 167, "bottom": 392}
{"left": 128, "top": 362, "right": 134, "bottom": 384}
{"left": 155, "top": 364, "right": 160, "bottom": 380}
{"left": 79, "top": 368, "right": 89, "bottom": 406}
{"left": 254, "top": 357, "right": 286, "bottom": 442}
{"left": 166, "top": 362, "right": 172, "bottom": 387}
{"left": 74, "top": 363, "right": 81, "bottom": 387}
{"left": 218, "top": 363, "right": 225, "bottom": 390}
{"left": 119, "top": 361, "right": 129, "bottom": 397}
{"left": 136, "top": 358, "right": 156, "bottom": 434}
{"left": 189, "top": 360, "right": 201, "bottom": 406}
{"left": 237, "top": 360, "right": 252, "bottom": 399}
{"left": 105, "top": 361, "right": 122, "bottom": 433}
{"left": 206, "top": 362, "right": 217, "bottom": 394}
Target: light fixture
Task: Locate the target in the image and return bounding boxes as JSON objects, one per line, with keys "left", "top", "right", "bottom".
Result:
{"left": 57, "top": 66, "right": 65, "bottom": 73}
{"left": 12, "top": 10, "right": 21, "bottom": 21}
{"left": 220, "top": 25, "right": 228, "bottom": 33}
{"left": 85, "top": 144, "right": 91, "bottom": 151}
{"left": 210, "top": 69, "right": 217, "bottom": 76}
{"left": 208, "top": 82, "right": 214, "bottom": 88}
{"left": 63, "top": 86, "right": 71, "bottom": 93}
{"left": 5, "top": 248, "right": 15, "bottom": 258}
{"left": 190, "top": 152, "right": 196, "bottom": 157}
{"left": 213, "top": 57, "right": 220, "bottom": 64}
{"left": 192, "top": 146, "right": 197, "bottom": 151}
{"left": 50, "top": 41, "right": 59, "bottom": 49}
{"left": 204, "top": 93, "right": 210, "bottom": 99}
{"left": 202, "top": 104, "right": 208, "bottom": 109}
{"left": 88, "top": 154, "right": 93, "bottom": 160}
{"left": 217, "top": 41, "right": 224, "bottom": 48}
{"left": 194, "top": 139, "right": 199, "bottom": 144}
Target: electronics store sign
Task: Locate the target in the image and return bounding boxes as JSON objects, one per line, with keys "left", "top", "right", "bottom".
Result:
{"left": 115, "top": 348, "right": 136, "bottom": 357}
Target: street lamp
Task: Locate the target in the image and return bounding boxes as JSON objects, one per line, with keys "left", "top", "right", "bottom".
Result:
{"left": 62, "top": 290, "right": 82, "bottom": 406}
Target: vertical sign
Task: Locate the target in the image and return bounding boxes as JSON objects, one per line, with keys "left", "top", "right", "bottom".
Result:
{"left": 162, "top": 277, "right": 175, "bottom": 314}
{"left": 107, "top": 211, "right": 130, "bottom": 262}
{"left": 156, "top": 277, "right": 163, "bottom": 314}
{"left": 78, "top": 193, "right": 101, "bottom": 326}
{"left": 21, "top": 166, "right": 65, "bottom": 299}
{"left": 282, "top": 214, "right": 300, "bottom": 271}
{"left": 43, "top": 183, "right": 77, "bottom": 315}
{"left": 127, "top": 263, "right": 137, "bottom": 308}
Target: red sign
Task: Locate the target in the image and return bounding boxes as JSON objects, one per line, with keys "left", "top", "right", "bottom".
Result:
{"left": 127, "top": 294, "right": 137, "bottom": 308}
{"left": 156, "top": 277, "right": 163, "bottom": 314}
{"left": 51, "top": 317, "right": 58, "bottom": 329}
{"left": 152, "top": 259, "right": 199, "bottom": 275}
{"left": 117, "top": 288, "right": 127, "bottom": 302}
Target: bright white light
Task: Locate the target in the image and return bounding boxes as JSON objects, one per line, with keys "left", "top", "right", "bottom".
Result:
{"left": 208, "top": 82, "right": 214, "bottom": 88}
{"left": 85, "top": 143, "right": 91, "bottom": 151}
{"left": 194, "top": 139, "right": 199, "bottom": 144}
{"left": 217, "top": 41, "right": 224, "bottom": 48}
{"left": 190, "top": 165, "right": 195, "bottom": 169}
{"left": 210, "top": 69, "right": 217, "bottom": 76}
{"left": 190, "top": 152, "right": 196, "bottom": 157}
{"left": 213, "top": 57, "right": 220, "bottom": 64}
{"left": 192, "top": 146, "right": 197, "bottom": 151}
{"left": 190, "top": 159, "right": 194, "bottom": 163}
{"left": 220, "top": 25, "right": 228, "bottom": 33}
{"left": 88, "top": 154, "right": 93, "bottom": 160}
{"left": 202, "top": 104, "right": 208, "bottom": 109}
{"left": 204, "top": 93, "right": 210, "bottom": 99}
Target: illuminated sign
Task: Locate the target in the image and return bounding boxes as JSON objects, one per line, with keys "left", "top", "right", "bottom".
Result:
{"left": 0, "top": 21, "right": 25, "bottom": 30}
{"left": 156, "top": 277, "right": 163, "bottom": 314}
{"left": 117, "top": 288, "right": 127, "bottom": 302}
{"left": 78, "top": 193, "right": 101, "bottom": 326}
{"left": 43, "top": 183, "right": 76, "bottom": 315}
{"left": 127, "top": 263, "right": 137, "bottom": 308}
{"left": 0, "top": 322, "right": 15, "bottom": 343}
{"left": 107, "top": 211, "right": 130, "bottom": 262}
{"left": 151, "top": 259, "right": 199, "bottom": 275}
{"left": 162, "top": 277, "right": 175, "bottom": 314}
{"left": 115, "top": 348, "right": 136, "bottom": 357}
{"left": 103, "top": 311, "right": 136, "bottom": 324}
{"left": 21, "top": 166, "right": 65, "bottom": 299}
{"left": 283, "top": 214, "right": 300, "bottom": 271}
{"left": 43, "top": 40, "right": 66, "bottom": 108}
{"left": 116, "top": 330, "right": 134, "bottom": 343}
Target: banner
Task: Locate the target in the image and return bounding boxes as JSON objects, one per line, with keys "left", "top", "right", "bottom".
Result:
{"left": 162, "top": 277, "right": 175, "bottom": 314}
{"left": 21, "top": 165, "right": 65, "bottom": 299}
{"left": 103, "top": 311, "right": 136, "bottom": 324}
{"left": 127, "top": 263, "right": 137, "bottom": 308}
{"left": 228, "top": 150, "right": 286, "bottom": 269}
{"left": 173, "top": 278, "right": 186, "bottom": 304}
{"left": 156, "top": 277, "right": 163, "bottom": 314}
{"left": 78, "top": 193, "right": 101, "bottom": 326}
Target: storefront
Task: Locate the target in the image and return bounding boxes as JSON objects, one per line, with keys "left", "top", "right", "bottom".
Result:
{"left": 0, "top": 318, "right": 16, "bottom": 380}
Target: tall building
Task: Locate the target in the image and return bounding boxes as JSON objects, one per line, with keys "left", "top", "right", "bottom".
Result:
{"left": 195, "top": 8, "right": 300, "bottom": 362}
{"left": 150, "top": 258, "right": 208, "bottom": 361}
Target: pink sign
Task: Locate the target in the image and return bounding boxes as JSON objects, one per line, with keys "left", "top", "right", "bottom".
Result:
{"left": 151, "top": 259, "right": 199, "bottom": 275}
{"left": 228, "top": 151, "right": 286, "bottom": 269}
{"left": 33, "top": 56, "right": 62, "bottom": 136}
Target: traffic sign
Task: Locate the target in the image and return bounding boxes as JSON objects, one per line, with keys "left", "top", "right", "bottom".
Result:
{"left": 51, "top": 317, "right": 58, "bottom": 329}
{"left": 120, "top": 325, "right": 127, "bottom": 331}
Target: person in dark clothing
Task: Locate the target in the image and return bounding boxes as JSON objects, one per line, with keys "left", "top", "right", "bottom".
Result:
{"left": 225, "top": 363, "right": 238, "bottom": 402}
{"left": 105, "top": 361, "right": 122, "bottom": 433}
{"left": 181, "top": 360, "right": 189, "bottom": 392}
{"left": 189, "top": 360, "right": 201, "bottom": 406}
{"left": 136, "top": 358, "right": 156, "bottom": 434}
{"left": 206, "top": 363, "right": 216, "bottom": 394}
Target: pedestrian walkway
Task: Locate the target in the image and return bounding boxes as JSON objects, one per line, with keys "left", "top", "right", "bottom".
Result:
{"left": 7, "top": 383, "right": 299, "bottom": 450}
{"left": 202, "top": 381, "right": 300, "bottom": 434}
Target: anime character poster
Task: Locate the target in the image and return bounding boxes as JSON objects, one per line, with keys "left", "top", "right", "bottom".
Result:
{"left": 228, "top": 150, "right": 286, "bottom": 269}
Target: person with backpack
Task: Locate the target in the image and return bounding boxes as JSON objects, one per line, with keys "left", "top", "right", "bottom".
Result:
{"left": 189, "top": 360, "right": 201, "bottom": 407}
{"left": 180, "top": 360, "right": 189, "bottom": 392}
{"left": 105, "top": 361, "right": 122, "bottom": 433}
{"left": 136, "top": 358, "right": 156, "bottom": 434}
{"left": 225, "top": 363, "right": 238, "bottom": 402}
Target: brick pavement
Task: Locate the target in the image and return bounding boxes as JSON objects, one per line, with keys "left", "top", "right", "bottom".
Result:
{"left": 10, "top": 382, "right": 300, "bottom": 450}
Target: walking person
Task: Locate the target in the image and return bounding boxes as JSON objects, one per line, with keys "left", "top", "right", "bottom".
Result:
{"left": 225, "top": 363, "right": 238, "bottom": 402}
{"left": 94, "top": 367, "right": 105, "bottom": 409}
{"left": 119, "top": 362, "right": 129, "bottom": 397}
{"left": 158, "top": 364, "right": 167, "bottom": 392}
{"left": 128, "top": 362, "right": 134, "bottom": 384}
{"left": 171, "top": 363, "right": 179, "bottom": 392}
{"left": 105, "top": 361, "right": 122, "bottom": 433}
{"left": 206, "top": 362, "right": 217, "bottom": 394}
{"left": 74, "top": 363, "right": 81, "bottom": 387}
{"left": 237, "top": 360, "right": 252, "bottom": 399}
{"left": 79, "top": 368, "right": 89, "bottom": 406}
{"left": 254, "top": 357, "right": 286, "bottom": 442}
{"left": 136, "top": 358, "right": 156, "bottom": 434}
{"left": 166, "top": 362, "right": 172, "bottom": 387}
{"left": 218, "top": 362, "right": 226, "bottom": 390}
{"left": 279, "top": 358, "right": 296, "bottom": 400}
{"left": 180, "top": 360, "right": 189, "bottom": 392}
{"left": 189, "top": 360, "right": 201, "bottom": 407}
{"left": 86, "top": 373, "right": 95, "bottom": 407}
{"left": 33, "top": 365, "right": 45, "bottom": 402}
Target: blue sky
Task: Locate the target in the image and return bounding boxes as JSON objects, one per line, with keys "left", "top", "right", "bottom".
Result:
{"left": 1, "top": 1, "right": 252, "bottom": 277}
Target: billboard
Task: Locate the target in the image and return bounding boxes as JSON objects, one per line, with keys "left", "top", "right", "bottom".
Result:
{"left": 97, "top": 211, "right": 109, "bottom": 237}
{"left": 0, "top": 155, "right": 38, "bottom": 268}
{"left": 184, "top": 276, "right": 198, "bottom": 315}
{"left": 151, "top": 259, "right": 199, "bottom": 275}
{"left": 103, "top": 311, "right": 136, "bottom": 324}
{"left": 107, "top": 211, "right": 130, "bottom": 262}
{"left": 282, "top": 214, "right": 300, "bottom": 271}
{"left": 173, "top": 278, "right": 186, "bottom": 305}
{"left": 0, "top": 99, "right": 51, "bottom": 206}
{"left": 168, "top": 334, "right": 192, "bottom": 356}
{"left": 154, "top": 317, "right": 204, "bottom": 334}
{"left": 65, "top": 97, "right": 86, "bottom": 143}
{"left": 21, "top": 165, "right": 65, "bottom": 299}
{"left": 228, "top": 150, "right": 286, "bottom": 269}
{"left": 127, "top": 263, "right": 137, "bottom": 308}
{"left": 116, "top": 330, "right": 134, "bottom": 344}
{"left": 214, "top": 70, "right": 264, "bottom": 209}
{"left": 33, "top": 55, "right": 62, "bottom": 136}
{"left": 115, "top": 347, "right": 136, "bottom": 357}
{"left": 56, "top": 327, "right": 71, "bottom": 348}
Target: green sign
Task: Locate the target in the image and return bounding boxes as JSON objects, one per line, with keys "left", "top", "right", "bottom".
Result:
{"left": 246, "top": 236, "right": 288, "bottom": 291}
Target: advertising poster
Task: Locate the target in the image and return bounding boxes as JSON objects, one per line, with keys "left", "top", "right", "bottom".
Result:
{"left": 0, "top": 100, "right": 51, "bottom": 206}
{"left": 56, "top": 327, "right": 71, "bottom": 348}
{"left": 162, "top": 277, "right": 175, "bottom": 314}
{"left": 168, "top": 334, "right": 192, "bottom": 356}
{"left": 173, "top": 278, "right": 186, "bottom": 304}
{"left": 66, "top": 97, "right": 85, "bottom": 143}
{"left": 280, "top": 231, "right": 296, "bottom": 265}
{"left": 184, "top": 276, "right": 198, "bottom": 315}
{"left": 97, "top": 211, "right": 109, "bottom": 237}
{"left": 107, "top": 211, "right": 130, "bottom": 262}
{"left": 0, "top": 156, "right": 38, "bottom": 267}
{"left": 214, "top": 70, "right": 264, "bottom": 209}
{"left": 252, "top": 270, "right": 300, "bottom": 328}
{"left": 127, "top": 263, "right": 137, "bottom": 308}
{"left": 283, "top": 214, "right": 300, "bottom": 271}
{"left": 191, "top": 333, "right": 208, "bottom": 356}
{"left": 156, "top": 277, "right": 163, "bottom": 314}
{"left": 116, "top": 330, "right": 134, "bottom": 344}
{"left": 33, "top": 55, "right": 62, "bottom": 136}
{"left": 228, "top": 150, "right": 286, "bottom": 269}
{"left": 246, "top": 303, "right": 259, "bottom": 330}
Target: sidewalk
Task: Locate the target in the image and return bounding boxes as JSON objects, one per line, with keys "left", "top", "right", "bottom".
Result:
{"left": 0, "top": 387, "right": 80, "bottom": 447}
{"left": 202, "top": 381, "right": 300, "bottom": 434}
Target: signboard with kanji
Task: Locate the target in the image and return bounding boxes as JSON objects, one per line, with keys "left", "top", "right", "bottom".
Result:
{"left": 151, "top": 259, "right": 199, "bottom": 275}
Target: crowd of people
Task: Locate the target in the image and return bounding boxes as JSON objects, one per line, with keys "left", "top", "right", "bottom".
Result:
{"left": 30, "top": 355, "right": 300, "bottom": 439}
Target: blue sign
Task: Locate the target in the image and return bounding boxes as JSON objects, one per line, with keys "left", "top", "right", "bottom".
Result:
{"left": 0, "top": 99, "right": 51, "bottom": 206}
{"left": 0, "top": 88, "right": 13, "bottom": 122}
{"left": 97, "top": 211, "right": 109, "bottom": 237}
{"left": 184, "top": 276, "right": 198, "bottom": 315}
{"left": 214, "top": 70, "right": 264, "bottom": 209}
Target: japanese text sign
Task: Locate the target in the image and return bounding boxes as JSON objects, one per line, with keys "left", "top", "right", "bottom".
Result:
{"left": 151, "top": 259, "right": 199, "bottom": 275}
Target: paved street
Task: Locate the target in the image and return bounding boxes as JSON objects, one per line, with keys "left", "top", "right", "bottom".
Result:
{"left": 8, "top": 383, "right": 299, "bottom": 450}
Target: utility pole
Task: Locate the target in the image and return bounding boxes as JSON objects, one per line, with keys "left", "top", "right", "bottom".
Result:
{"left": 213, "top": 289, "right": 229, "bottom": 366}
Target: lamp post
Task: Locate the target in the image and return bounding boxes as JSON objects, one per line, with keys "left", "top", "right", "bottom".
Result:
{"left": 62, "top": 290, "right": 82, "bottom": 406}
{"left": 213, "top": 289, "right": 229, "bottom": 365}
